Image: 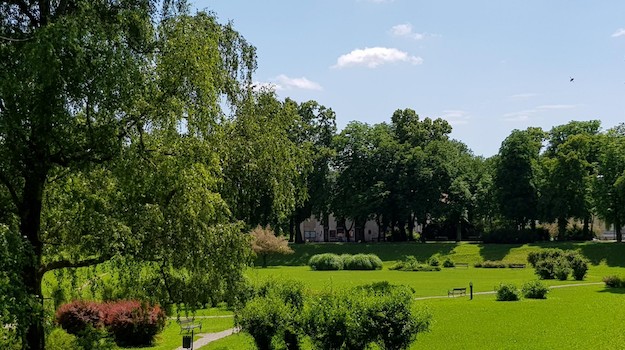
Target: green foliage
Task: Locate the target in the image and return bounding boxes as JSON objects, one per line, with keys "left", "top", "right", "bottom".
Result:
{"left": 554, "top": 264, "right": 571, "bottom": 281}
{"left": 602, "top": 275, "right": 625, "bottom": 288}
{"left": 45, "top": 328, "right": 80, "bottom": 350}
{"left": 522, "top": 280, "right": 549, "bottom": 299}
{"left": 567, "top": 253, "right": 589, "bottom": 281}
{"left": 442, "top": 258, "right": 456, "bottom": 268}
{"left": 474, "top": 260, "right": 506, "bottom": 268}
{"left": 428, "top": 256, "right": 441, "bottom": 267}
{"left": 495, "top": 283, "right": 521, "bottom": 301}
{"left": 481, "top": 228, "right": 550, "bottom": 243}
{"left": 308, "top": 253, "right": 343, "bottom": 270}
{"left": 530, "top": 249, "right": 588, "bottom": 281}
{"left": 308, "top": 253, "right": 382, "bottom": 271}
{"left": 534, "top": 259, "right": 558, "bottom": 279}
{"left": 389, "top": 256, "right": 441, "bottom": 271}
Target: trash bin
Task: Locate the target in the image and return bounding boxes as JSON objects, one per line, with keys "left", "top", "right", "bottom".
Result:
{"left": 182, "top": 335, "right": 193, "bottom": 349}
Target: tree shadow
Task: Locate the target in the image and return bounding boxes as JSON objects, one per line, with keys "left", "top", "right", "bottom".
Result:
{"left": 596, "top": 287, "right": 625, "bottom": 294}
{"left": 477, "top": 244, "right": 523, "bottom": 261}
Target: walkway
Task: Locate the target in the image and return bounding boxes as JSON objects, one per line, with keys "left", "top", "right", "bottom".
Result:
{"left": 414, "top": 282, "right": 604, "bottom": 300}
{"left": 174, "top": 327, "right": 240, "bottom": 350}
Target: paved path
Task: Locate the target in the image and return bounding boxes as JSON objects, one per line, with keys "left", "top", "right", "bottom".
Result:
{"left": 414, "top": 282, "right": 604, "bottom": 300}
{"left": 174, "top": 327, "right": 240, "bottom": 350}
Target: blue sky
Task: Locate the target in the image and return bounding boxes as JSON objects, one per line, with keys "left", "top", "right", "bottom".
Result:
{"left": 196, "top": 0, "right": 625, "bottom": 157}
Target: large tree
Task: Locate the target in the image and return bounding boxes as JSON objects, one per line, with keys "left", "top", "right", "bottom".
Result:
{"left": 494, "top": 128, "right": 545, "bottom": 229}
{"left": 0, "top": 2, "right": 256, "bottom": 348}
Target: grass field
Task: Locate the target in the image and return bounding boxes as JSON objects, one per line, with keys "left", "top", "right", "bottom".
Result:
{"left": 46, "top": 242, "right": 625, "bottom": 349}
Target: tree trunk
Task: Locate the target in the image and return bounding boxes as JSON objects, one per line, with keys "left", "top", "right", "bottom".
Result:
{"left": 557, "top": 217, "right": 567, "bottom": 239}
{"left": 294, "top": 219, "right": 304, "bottom": 244}
{"left": 22, "top": 173, "right": 47, "bottom": 350}
{"left": 583, "top": 216, "right": 590, "bottom": 238}
{"left": 262, "top": 254, "right": 268, "bottom": 268}
{"left": 456, "top": 220, "right": 462, "bottom": 242}
{"left": 616, "top": 218, "right": 622, "bottom": 243}
{"left": 322, "top": 212, "right": 329, "bottom": 242}
{"left": 288, "top": 216, "right": 295, "bottom": 242}
{"left": 407, "top": 214, "right": 415, "bottom": 241}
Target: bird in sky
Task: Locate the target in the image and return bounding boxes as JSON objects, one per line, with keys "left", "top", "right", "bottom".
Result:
{"left": 570, "top": 77, "right": 574, "bottom": 82}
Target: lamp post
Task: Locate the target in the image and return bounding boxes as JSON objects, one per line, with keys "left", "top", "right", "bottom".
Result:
{"left": 469, "top": 282, "right": 473, "bottom": 300}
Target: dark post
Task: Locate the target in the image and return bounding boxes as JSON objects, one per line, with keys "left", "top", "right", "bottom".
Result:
{"left": 469, "top": 282, "right": 473, "bottom": 300}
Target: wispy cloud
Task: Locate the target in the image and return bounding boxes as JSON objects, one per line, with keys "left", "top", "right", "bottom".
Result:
{"left": 503, "top": 110, "right": 535, "bottom": 122}
{"left": 536, "top": 104, "right": 577, "bottom": 110}
{"left": 390, "top": 23, "right": 424, "bottom": 40}
{"left": 274, "top": 74, "right": 323, "bottom": 91}
{"left": 508, "top": 93, "right": 538, "bottom": 100}
{"left": 254, "top": 75, "right": 323, "bottom": 91}
{"left": 612, "top": 28, "right": 625, "bottom": 38}
{"left": 441, "top": 110, "right": 470, "bottom": 125}
{"left": 333, "top": 47, "right": 423, "bottom": 69}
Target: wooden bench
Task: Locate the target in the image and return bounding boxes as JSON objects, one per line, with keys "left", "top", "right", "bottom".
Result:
{"left": 509, "top": 263, "right": 526, "bottom": 268}
{"left": 455, "top": 262, "right": 469, "bottom": 268}
{"left": 448, "top": 288, "right": 467, "bottom": 297}
{"left": 178, "top": 318, "right": 202, "bottom": 334}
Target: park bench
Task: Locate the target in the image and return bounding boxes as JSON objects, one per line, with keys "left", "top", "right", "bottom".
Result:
{"left": 509, "top": 263, "right": 526, "bottom": 268}
{"left": 434, "top": 236, "right": 447, "bottom": 241}
{"left": 448, "top": 287, "right": 467, "bottom": 297}
{"left": 178, "top": 317, "right": 202, "bottom": 334}
{"left": 455, "top": 262, "right": 469, "bottom": 268}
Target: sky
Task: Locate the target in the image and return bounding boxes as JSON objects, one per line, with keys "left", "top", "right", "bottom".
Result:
{"left": 195, "top": 0, "right": 625, "bottom": 157}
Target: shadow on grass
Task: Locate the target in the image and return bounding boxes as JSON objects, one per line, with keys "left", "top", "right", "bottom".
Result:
{"left": 260, "top": 242, "right": 457, "bottom": 266}
{"left": 596, "top": 287, "right": 625, "bottom": 294}
{"left": 477, "top": 244, "right": 522, "bottom": 261}
{"left": 528, "top": 242, "right": 625, "bottom": 267}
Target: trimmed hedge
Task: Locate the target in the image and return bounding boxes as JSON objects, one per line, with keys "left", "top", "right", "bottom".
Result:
{"left": 308, "top": 253, "right": 382, "bottom": 271}
{"left": 474, "top": 260, "right": 506, "bottom": 268}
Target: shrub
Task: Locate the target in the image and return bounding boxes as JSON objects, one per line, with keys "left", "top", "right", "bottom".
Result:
{"left": 55, "top": 300, "right": 104, "bottom": 335}
{"left": 102, "top": 300, "right": 166, "bottom": 347}
{"left": 46, "top": 329, "right": 79, "bottom": 350}
{"left": 238, "top": 296, "right": 291, "bottom": 350}
{"left": 534, "top": 258, "right": 557, "bottom": 279}
{"left": 474, "top": 260, "right": 506, "bottom": 268}
{"left": 527, "top": 249, "right": 565, "bottom": 267}
{"left": 603, "top": 275, "right": 625, "bottom": 288}
{"left": 303, "top": 292, "right": 349, "bottom": 350}
{"left": 554, "top": 264, "right": 571, "bottom": 281}
{"left": 495, "top": 283, "right": 521, "bottom": 301}
{"left": 343, "top": 254, "right": 383, "bottom": 270}
{"left": 389, "top": 257, "right": 440, "bottom": 271}
{"left": 428, "top": 256, "right": 440, "bottom": 267}
{"left": 522, "top": 280, "right": 549, "bottom": 299}
{"left": 442, "top": 258, "right": 455, "bottom": 268}
{"left": 566, "top": 252, "right": 589, "bottom": 281}
{"left": 308, "top": 253, "right": 343, "bottom": 270}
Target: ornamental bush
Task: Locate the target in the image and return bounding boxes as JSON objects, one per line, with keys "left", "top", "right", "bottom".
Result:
{"left": 530, "top": 249, "right": 589, "bottom": 281}
{"left": 522, "top": 280, "right": 549, "bottom": 299}
{"left": 428, "top": 256, "right": 440, "bottom": 267}
{"left": 55, "top": 300, "right": 104, "bottom": 335}
{"left": 566, "top": 252, "right": 589, "bottom": 281}
{"left": 474, "top": 260, "right": 506, "bottom": 268}
{"left": 603, "top": 275, "right": 625, "bottom": 288}
{"left": 495, "top": 283, "right": 521, "bottom": 301}
{"left": 442, "top": 258, "right": 455, "bottom": 268}
{"left": 308, "top": 253, "right": 343, "bottom": 270}
{"left": 102, "top": 300, "right": 166, "bottom": 347}
{"left": 554, "top": 264, "right": 571, "bottom": 281}
{"left": 389, "top": 256, "right": 440, "bottom": 271}
{"left": 343, "top": 254, "right": 383, "bottom": 270}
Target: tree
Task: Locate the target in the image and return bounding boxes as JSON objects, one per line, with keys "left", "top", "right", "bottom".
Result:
{"left": 250, "top": 226, "right": 294, "bottom": 268}
{"left": 288, "top": 100, "right": 336, "bottom": 243}
{"left": 539, "top": 121, "right": 600, "bottom": 238}
{"left": 0, "top": 2, "right": 256, "bottom": 348}
{"left": 494, "top": 128, "right": 545, "bottom": 229}
{"left": 593, "top": 126, "right": 625, "bottom": 242}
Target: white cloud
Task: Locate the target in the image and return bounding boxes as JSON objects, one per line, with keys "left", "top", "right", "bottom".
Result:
{"left": 390, "top": 23, "right": 424, "bottom": 40}
{"left": 254, "top": 75, "right": 323, "bottom": 92}
{"left": 333, "top": 47, "right": 423, "bottom": 69}
{"left": 275, "top": 74, "right": 323, "bottom": 91}
{"left": 441, "top": 110, "right": 470, "bottom": 125}
{"left": 611, "top": 28, "right": 625, "bottom": 38}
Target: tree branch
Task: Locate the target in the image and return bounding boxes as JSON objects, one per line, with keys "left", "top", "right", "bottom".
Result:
{"left": 39, "top": 254, "right": 112, "bottom": 277}
{"left": 0, "top": 170, "right": 21, "bottom": 209}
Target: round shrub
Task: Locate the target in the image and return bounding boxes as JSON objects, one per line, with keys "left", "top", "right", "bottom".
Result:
{"left": 343, "top": 254, "right": 383, "bottom": 270}
{"left": 102, "top": 300, "right": 166, "bottom": 347}
{"left": 308, "top": 253, "right": 343, "bottom": 270}
{"left": 603, "top": 275, "right": 625, "bottom": 288}
{"left": 522, "top": 280, "right": 549, "bottom": 299}
{"left": 45, "top": 328, "right": 79, "bottom": 350}
{"left": 534, "top": 259, "right": 557, "bottom": 279}
{"left": 495, "top": 283, "right": 521, "bottom": 301}
{"left": 554, "top": 264, "right": 571, "bottom": 281}
{"left": 55, "top": 300, "right": 104, "bottom": 335}
{"left": 567, "top": 253, "right": 589, "bottom": 281}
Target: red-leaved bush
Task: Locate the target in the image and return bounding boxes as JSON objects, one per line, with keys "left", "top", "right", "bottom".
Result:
{"left": 55, "top": 300, "right": 104, "bottom": 335}
{"left": 102, "top": 300, "right": 167, "bottom": 347}
{"left": 55, "top": 300, "right": 166, "bottom": 346}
